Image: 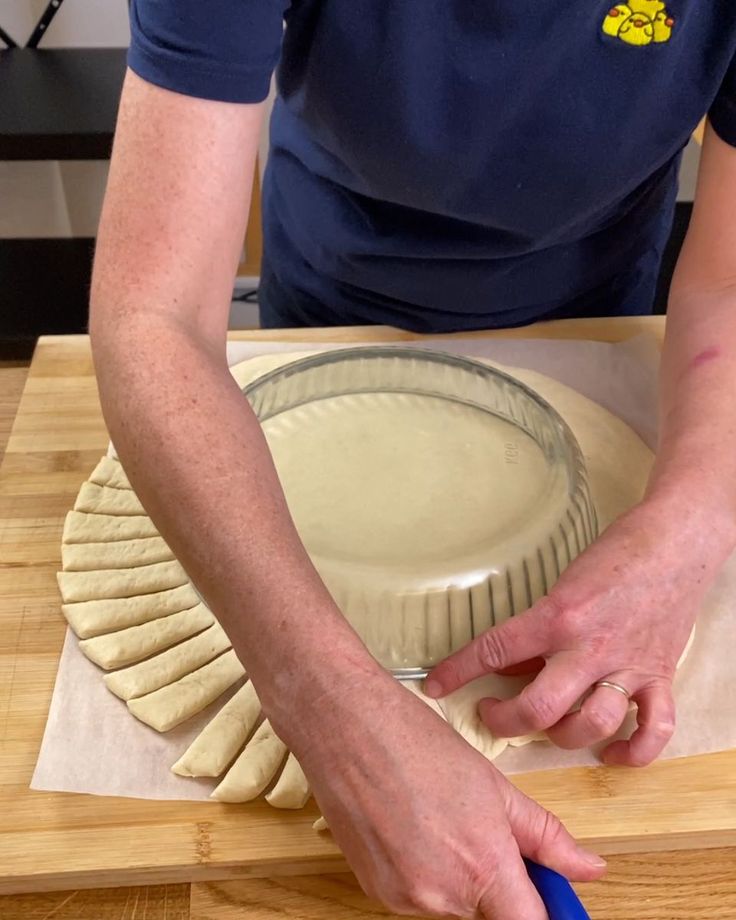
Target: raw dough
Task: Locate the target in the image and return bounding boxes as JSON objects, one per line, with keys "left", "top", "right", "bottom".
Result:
{"left": 234, "top": 352, "right": 653, "bottom": 539}
{"left": 105, "top": 622, "right": 232, "bottom": 700}
{"left": 234, "top": 352, "right": 653, "bottom": 670}
{"left": 62, "top": 351, "right": 680, "bottom": 807}
{"left": 78, "top": 604, "right": 215, "bottom": 670}
{"left": 63, "top": 510, "right": 160, "bottom": 544}
{"left": 262, "top": 392, "right": 566, "bottom": 659}
{"left": 127, "top": 649, "right": 245, "bottom": 732}
{"left": 228, "top": 352, "right": 657, "bottom": 768}
{"left": 211, "top": 719, "right": 287, "bottom": 802}
{"left": 74, "top": 482, "right": 146, "bottom": 516}
{"left": 504, "top": 365, "right": 653, "bottom": 532}
{"left": 62, "top": 583, "right": 200, "bottom": 638}
{"left": 229, "top": 352, "right": 313, "bottom": 389}
{"left": 57, "top": 559, "right": 188, "bottom": 604}
{"left": 434, "top": 674, "right": 540, "bottom": 760}
{"left": 265, "top": 753, "right": 311, "bottom": 809}
{"left": 403, "top": 678, "right": 445, "bottom": 719}
{"left": 171, "top": 680, "right": 261, "bottom": 777}
{"left": 88, "top": 456, "right": 132, "bottom": 491}
{"left": 679, "top": 624, "right": 696, "bottom": 668}
{"left": 62, "top": 536, "right": 173, "bottom": 571}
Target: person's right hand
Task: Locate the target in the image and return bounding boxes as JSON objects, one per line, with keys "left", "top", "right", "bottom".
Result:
{"left": 282, "top": 672, "right": 606, "bottom": 919}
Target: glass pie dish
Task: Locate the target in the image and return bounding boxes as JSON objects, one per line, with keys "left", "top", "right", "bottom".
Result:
{"left": 242, "top": 347, "right": 597, "bottom": 677}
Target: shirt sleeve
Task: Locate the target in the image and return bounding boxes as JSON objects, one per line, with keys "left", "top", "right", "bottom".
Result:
{"left": 710, "top": 55, "right": 736, "bottom": 147}
{"left": 128, "top": 0, "right": 289, "bottom": 104}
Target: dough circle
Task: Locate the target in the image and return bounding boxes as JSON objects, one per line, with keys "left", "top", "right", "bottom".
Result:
{"left": 58, "top": 350, "right": 684, "bottom": 807}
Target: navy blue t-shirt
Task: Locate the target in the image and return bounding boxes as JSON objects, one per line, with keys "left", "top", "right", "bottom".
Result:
{"left": 129, "top": 1, "right": 736, "bottom": 332}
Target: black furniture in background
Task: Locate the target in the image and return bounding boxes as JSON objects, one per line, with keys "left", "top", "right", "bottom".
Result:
{"left": 0, "top": 0, "right": 127, "bottom": 357}
{"left": 0, "top": 47, "right": 126, "bottom": 160}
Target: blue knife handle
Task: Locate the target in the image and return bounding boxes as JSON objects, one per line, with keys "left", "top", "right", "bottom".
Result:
{"left": 524, "top": 860, "right": 591, "bottom": 920}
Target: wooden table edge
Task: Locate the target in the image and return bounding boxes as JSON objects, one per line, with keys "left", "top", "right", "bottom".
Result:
{"left": 33, "top": 315, "right": 666, "bottom": 353}
{"left": 3, "top": 824, "right": 736, "bottom": 897}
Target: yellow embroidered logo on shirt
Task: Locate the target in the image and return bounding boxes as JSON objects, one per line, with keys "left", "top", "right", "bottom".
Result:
{"left": 602, "top": 0, "right": 675, "bottom": 45}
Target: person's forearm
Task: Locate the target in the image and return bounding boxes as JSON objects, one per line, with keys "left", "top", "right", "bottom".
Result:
{"left": 646, "top": 124, "right": 736, "bottom": 562}
{"left": 90, "top": 313, "right": 383, "bottom": 738}
{"left": 647, "top": 286, "right": 736, "bottom": 554}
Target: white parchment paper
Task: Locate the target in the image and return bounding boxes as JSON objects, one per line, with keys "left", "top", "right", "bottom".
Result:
{"left": 31, "top": 335, "right": 736, "bottom": 799}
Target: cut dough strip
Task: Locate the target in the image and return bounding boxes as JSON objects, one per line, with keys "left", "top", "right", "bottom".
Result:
{"left": 74, "top": 482, "right": 146, "bottom": 516}
{"left": 78, "top": 604, "right": 215, "bottom": 670}
{"left": 57, "top": 559, "right": 188, "bottom": 604}
{"left": 62, "top": 583, "right": 200, "bottom": 638}
{"left": 265, "top": 753, "right": 311, "bottom": 809}
{"left": 211, "top": 719, "right": 287, "bottom": 803}
{"left": 403, "top": 678, "right": 445, "bottom": 720}
{"left": 63, "top": 510, "right": 160, "bottom": 544}
{"left": 436, "top": 682, "right": 510, "bottom": 762}
{"left": 678, "top": 625, "right": 696, "bottom": 669}
{"left": 88, "top": 456, "right": 132, "bottom": 491}
{"left": 105, "top": 621, "right": 231, "bottom": 700}
{"left": 62, "top": 536, "right": 174, "bottom": 571}
{"left": 171, "top": 680, "right": 261, "bottom": 778}
{"left": 127, "top": 649, "right": 245, "bottom": 732}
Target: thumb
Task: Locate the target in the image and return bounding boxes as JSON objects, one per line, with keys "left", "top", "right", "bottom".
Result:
{"left": 503, "top": 783, "right": 607, "bottom": 883}
{"left": 425, "top": 603, "right": 554, "bottom": 698}
{"left": 477, "top": 845, "right": 549, "bottom": 920}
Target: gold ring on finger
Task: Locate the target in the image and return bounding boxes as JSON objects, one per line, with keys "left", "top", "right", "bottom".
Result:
{"left": 593, "top": 680, "right": 631, "bottom": 700}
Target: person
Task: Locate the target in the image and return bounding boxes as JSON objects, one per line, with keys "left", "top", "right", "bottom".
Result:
{"left": 90, "top": 2, "right": 736, "bottom": 917}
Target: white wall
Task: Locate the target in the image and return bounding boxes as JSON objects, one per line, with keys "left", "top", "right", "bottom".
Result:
{"left": 2, "top": 0, "right": 130, "bottom": 47}
{"left": 1, "top": 0, "right": 42, "bottom": 45}
{"left": 678, "top": 139, "right": 700, "bottom": 201}
{"left": 0, "top": 161, "right": 71, "bottom": 236}
{"left": 35, "top": 0, "right": 131, "bottom": 47}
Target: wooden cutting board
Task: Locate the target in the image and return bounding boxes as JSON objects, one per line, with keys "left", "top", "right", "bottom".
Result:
{"left": 1, "top": 322, "right": 735, "bottom": 896}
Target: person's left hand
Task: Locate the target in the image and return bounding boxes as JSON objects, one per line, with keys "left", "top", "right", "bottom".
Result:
{"left": 425, "top": 495, "right": 734, "bottom": 767}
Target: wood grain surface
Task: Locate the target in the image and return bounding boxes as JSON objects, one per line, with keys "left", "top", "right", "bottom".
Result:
{"left": 0, "top": 884, "right": 190, "bottom": 919}
{"left": 0, "top": 362, "right": 27, "bottom": 463}
{"left": 1, "top": 323, "right": 735, "bottom": 908}
{"left": 1, "top": 849, "right": 734, "bottom": 920}
{"left": 187, "top": 848, "right": 736, "bottom": 920}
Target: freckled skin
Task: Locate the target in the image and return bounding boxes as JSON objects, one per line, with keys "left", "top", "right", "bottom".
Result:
{"left": 689, "top": 346, "right": 721, "bottom": 369}
{"left": 677, "top": 345, "right": 722, "bottom": 385}
{"left": 431, "top": 498, "right": 735, "bottom": 763}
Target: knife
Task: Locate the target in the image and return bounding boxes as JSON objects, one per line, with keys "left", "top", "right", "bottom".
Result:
{"left": 525, "top": 860, "right": 591, "bottom": 919}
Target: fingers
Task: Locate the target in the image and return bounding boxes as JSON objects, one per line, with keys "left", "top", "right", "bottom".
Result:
{"left": 476, "top": 845, "right": 549, "bottom": 920}
{"left": 546, "top": 681, "right": 631, "bottom": 749}
{"left": 603, "top": 683, "right": 676, "bottom": 767}
{"left": 498, "top": 657, "right": 546, "bottom": 677}
{"left": 477, "top": 653, "right": 594, "bottom": 737}
{"left": 504, "top": 783, "right": 607, "bottom": 883}
{"left": 425, "top": 605, "right": 556, "bottom": 698}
